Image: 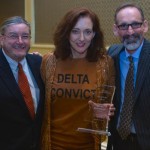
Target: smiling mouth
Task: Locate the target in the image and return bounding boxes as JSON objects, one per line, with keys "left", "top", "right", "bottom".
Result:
{"left": 13, "top": 45, "right": 26, "bottom": 49}
{"left": 77, "top": 43, "right": 85, "bottom": 47}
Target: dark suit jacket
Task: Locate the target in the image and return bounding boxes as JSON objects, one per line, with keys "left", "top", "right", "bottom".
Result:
{"left": 0, "top": 49, "right": 45, "bottom": 150}
{"left": 107, "top": 39, "right": 150, "bottom": 150}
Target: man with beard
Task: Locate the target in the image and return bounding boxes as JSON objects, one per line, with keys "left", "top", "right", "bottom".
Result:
{"left": 107, "top": 3, "right": 150, "bottom": 150}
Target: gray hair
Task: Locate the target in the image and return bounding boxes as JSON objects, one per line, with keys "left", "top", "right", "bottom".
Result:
{"left": 114, "top": 2, "right": 145, "bottom": 24}
{"left": 0, "top": 16, "right": 31, "bottom": 35}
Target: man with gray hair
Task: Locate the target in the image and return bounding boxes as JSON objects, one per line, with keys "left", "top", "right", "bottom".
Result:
{"left": 107, "top": 2, "right": 150, "bottom": 150}
{"left": 0, "top": 16, "right": 44, "bottom": 150}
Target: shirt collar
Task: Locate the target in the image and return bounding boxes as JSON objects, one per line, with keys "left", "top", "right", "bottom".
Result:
{"left": 2, "top": 49, "right": 26, "bottom": 71}
{"left": 19, "top": 58, "right": 26, "bottom": 68}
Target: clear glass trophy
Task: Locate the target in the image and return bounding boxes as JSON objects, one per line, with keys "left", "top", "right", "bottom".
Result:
{"left": 77, "top": 56, "right": 115, "bottom": 137}
{"left": 77, "top": 84, "right": 115, "bottom": 136}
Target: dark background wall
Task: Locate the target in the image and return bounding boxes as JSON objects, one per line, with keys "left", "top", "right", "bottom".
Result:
{"left": 35, "top": 0, "right": 150, "bottom": 46}
{"left": 0, "top": 0, "right": 150, "bottom": 47}
{"left": 0, "top": 0, "right": 24, "bottom": 24}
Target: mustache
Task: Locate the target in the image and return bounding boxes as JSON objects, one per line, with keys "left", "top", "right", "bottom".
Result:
{"left": 123, "top": 33, "right": 141, "bottom": 43}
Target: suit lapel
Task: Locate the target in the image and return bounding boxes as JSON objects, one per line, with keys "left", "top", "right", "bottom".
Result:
{"left": 0, "top": 50, "right": 23, "bottom": 101}
{"left": 26, "top": 54, "right": 40, "bottom": 85}
{"left": 135, "top": 40, "right": 150, "bottom": 100}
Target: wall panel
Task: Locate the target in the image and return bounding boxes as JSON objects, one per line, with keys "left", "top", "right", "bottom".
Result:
{"left": 35, "top": 0, "right": 150, "bottom": 47}
{"left": 0, "top": 0, "right": 24, "bottom": 24}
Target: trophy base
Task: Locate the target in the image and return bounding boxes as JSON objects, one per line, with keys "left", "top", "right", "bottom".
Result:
{"left": 77, "top": 128, "right": 111, "bottom": 136}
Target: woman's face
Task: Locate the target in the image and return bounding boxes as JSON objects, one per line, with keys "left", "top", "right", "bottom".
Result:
{"left": 69, "top": 16, "right": 95, "bottom": 58}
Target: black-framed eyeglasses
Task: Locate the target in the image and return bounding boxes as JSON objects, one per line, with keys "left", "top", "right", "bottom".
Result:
{"left": 117, "top": 22, "right": 143, "bottom": 30}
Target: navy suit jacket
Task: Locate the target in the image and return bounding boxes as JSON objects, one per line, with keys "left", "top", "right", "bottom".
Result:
{"left": 0, "top": 49, "right": 45, "bottom": 150}
{"left": 107, "top": 39, "right": 150, "bottom": 150}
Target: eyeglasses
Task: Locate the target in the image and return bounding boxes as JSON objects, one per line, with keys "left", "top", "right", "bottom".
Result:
{"left": 117, "top": 22, "right": 143, "bottom": 30}
{"left": 3, "top": 34, "right": 31, "bottom": 40}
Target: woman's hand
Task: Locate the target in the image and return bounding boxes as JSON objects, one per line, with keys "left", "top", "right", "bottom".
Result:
{"left": 88, "top": 100, "right": 115, "bottom": 120}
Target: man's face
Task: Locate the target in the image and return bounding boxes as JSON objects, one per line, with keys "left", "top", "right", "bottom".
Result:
{"left": 113, "top": 7, "right": 148, "bottom": 52}
{"left": 1, "top": 23, "right": 31, "bottom": 62}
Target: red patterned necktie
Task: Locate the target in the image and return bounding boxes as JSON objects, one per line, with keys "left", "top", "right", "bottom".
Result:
{"left": 117, "top": 56, "right": 134, "bottom": 139}
{"left": 18, "top": 63, "right": 35, "bottom": 119}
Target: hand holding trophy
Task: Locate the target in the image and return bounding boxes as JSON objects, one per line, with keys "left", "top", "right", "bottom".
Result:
{"left": 77, "top": 84, "right": 115, "bottom": 136}
{"left": 88, "top": 99, "right": 115, "bottom": 121}
{"left": 77, "top": 56, "right": 115, "bottom": 139}
{"left": 77, "top": 56, "right": 115, "bottom": 149}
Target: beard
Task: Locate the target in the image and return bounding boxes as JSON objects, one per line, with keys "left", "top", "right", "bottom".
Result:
{"left": 122, "top": 33, "right": 142, "bottom": 51}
